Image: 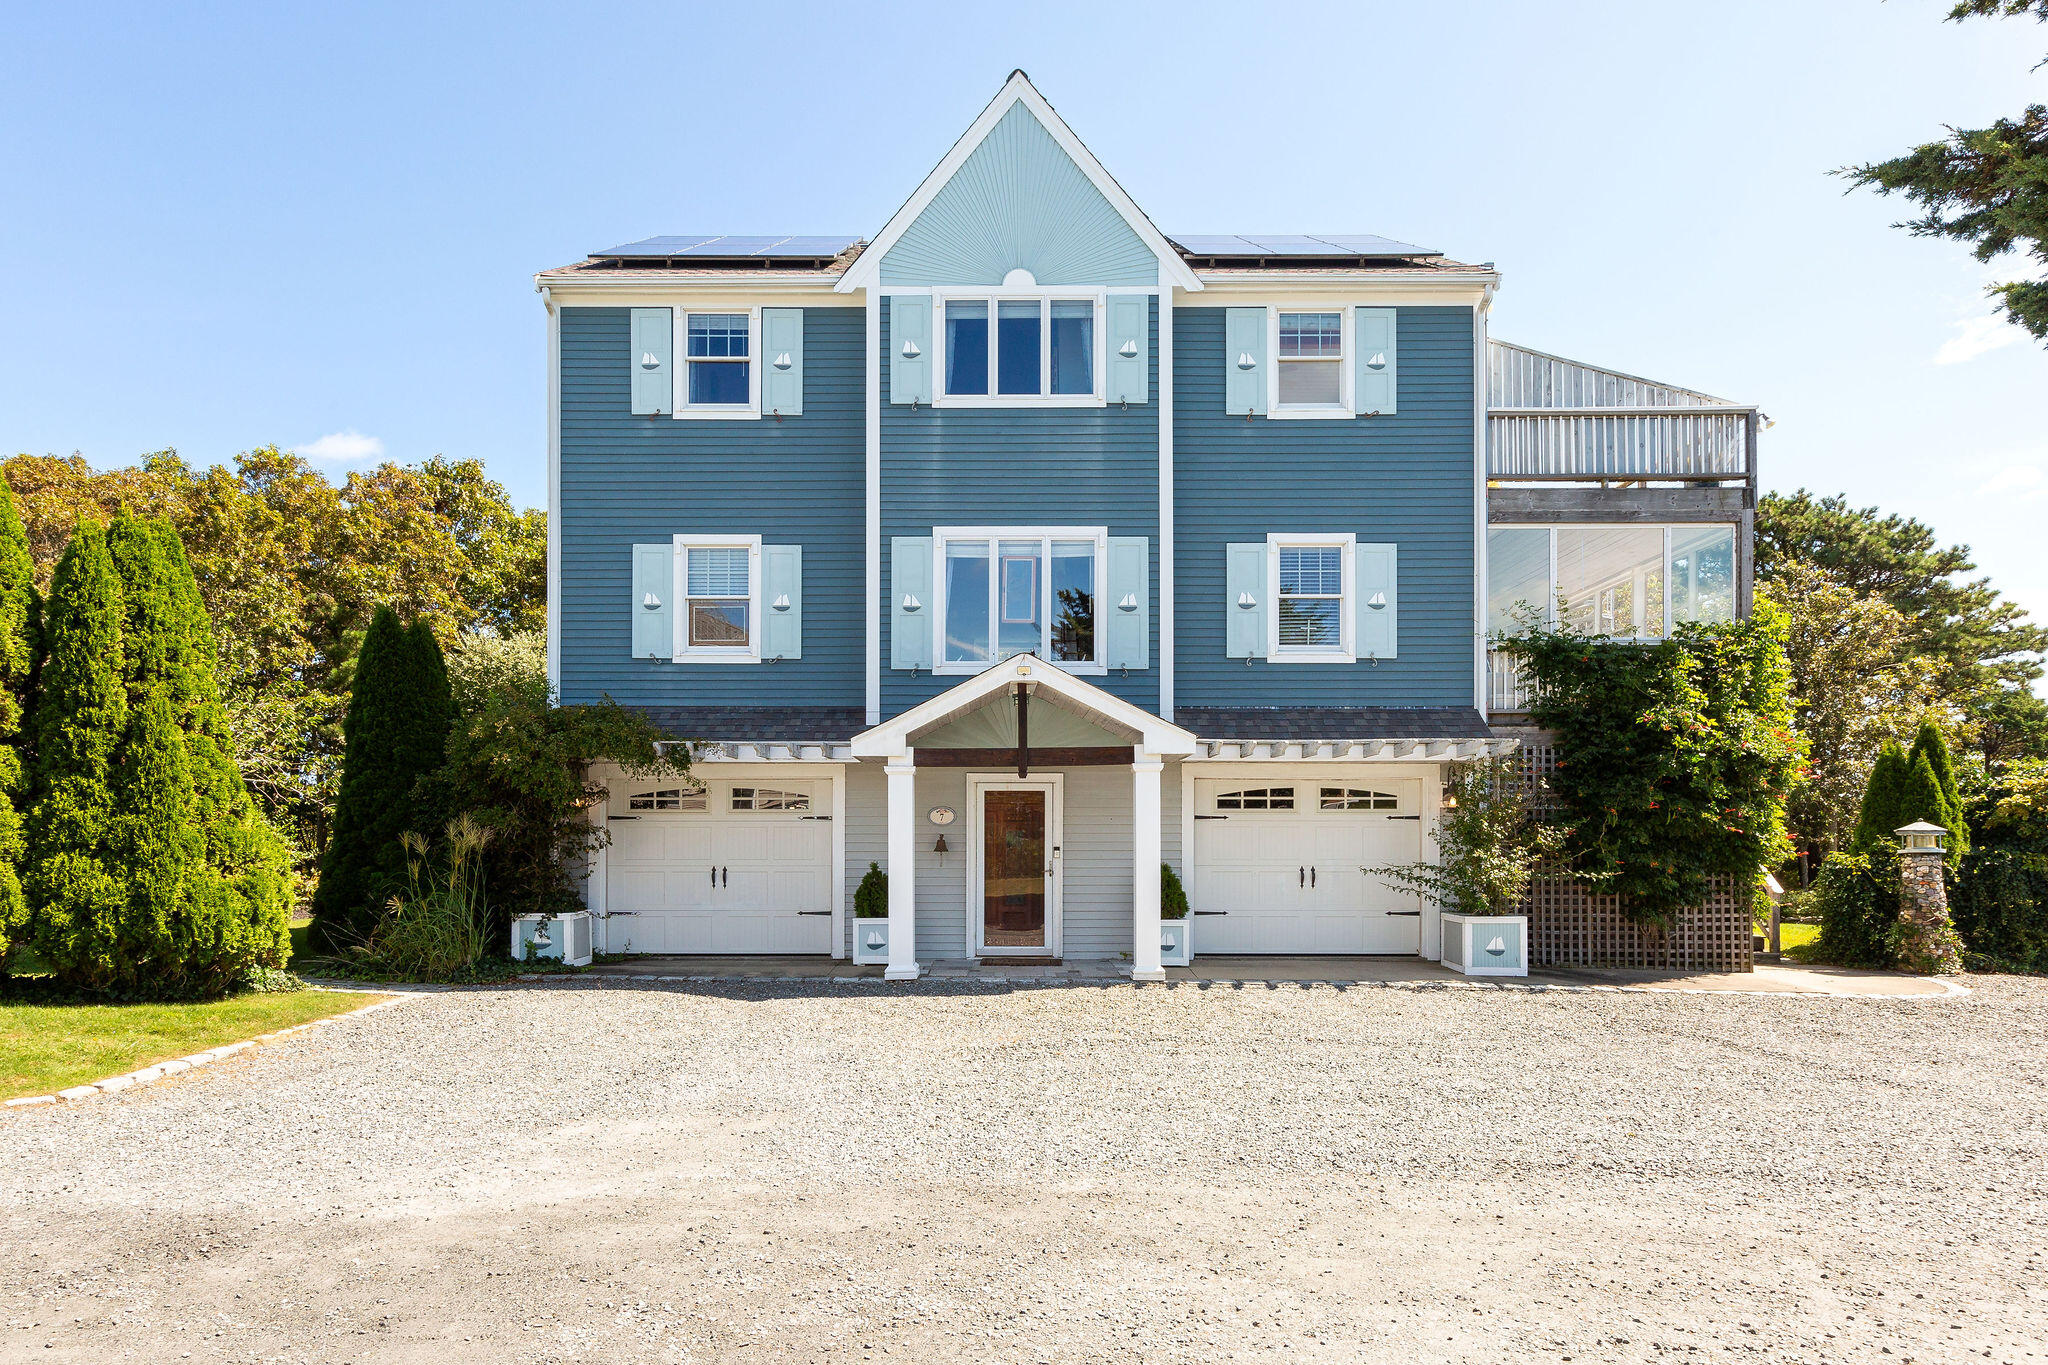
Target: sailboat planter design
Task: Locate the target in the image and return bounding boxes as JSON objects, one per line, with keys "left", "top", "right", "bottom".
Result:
{"left": 1441, "top": 913, "right": 1528, "bottom": 978}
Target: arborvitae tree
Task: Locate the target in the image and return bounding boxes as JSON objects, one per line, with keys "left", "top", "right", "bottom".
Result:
{"left": 1849, "top": 742, "right": 1911, "bottom": 860}
{"left": 25, "top": 524, "right": 129, "bottom": 986}
{"left": 1907, "top": 718, "right": 1969, "bottom": 858}
{"left": 0, "top": 482, "right": 37, "bottom": 972}
{"left": 311, "top": 607, "right": 452, "bottom": 948}
{"left": 105, "top": 683, "right": 202, "bottom": 977}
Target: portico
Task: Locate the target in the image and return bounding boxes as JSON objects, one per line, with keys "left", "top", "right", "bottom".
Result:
{"left": 849, "top": 655, "right": 1199, "bottom": 981}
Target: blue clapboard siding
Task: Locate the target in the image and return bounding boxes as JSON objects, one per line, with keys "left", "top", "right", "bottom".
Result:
{"left": 879, "top": 296, "right": 1160, "bottom": 718}
{"left": 558, "top": 306, "right": 865, "bottom": 709}
{"left": 1174, "top": 305, "right": 1478, "bottom": 708}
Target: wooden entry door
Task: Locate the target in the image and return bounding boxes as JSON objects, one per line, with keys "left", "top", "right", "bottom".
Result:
{"left": 971, "top": 777, "right": 1062, "bottom": 957}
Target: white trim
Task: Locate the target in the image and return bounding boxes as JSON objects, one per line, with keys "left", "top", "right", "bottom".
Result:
{"left": 1267, "top": 305, "right": 1355, "bottom": 419}
{"left": 1473, "top": 300, "right": 1489, "bottom": 717}
{"left": 851, "top": 653, "right": 1198, "bottom": 760}
{"left": 1158, "top": 289, "right": 1175, "bottom": 720}
{"left": 671, "top": 534, "right": 764, "bottom": 663}
{"left": 885, "top": 757, "right": 920, "bottom": 979}
{"left": 1186, "top": 737, "right": 1516, "bottom": 762}
{"left": 927, "top": 289, "right": 1108, "bottom": 408}
{"left": 542, "top": 287, "right": 562, "bottom": 696}
{"left": 836, "top": 72, "right": 1202, "bottom": 295}
{"left": 831, "top": 767, "right": 848, "bottom": 959}
{"left": 965, "top": 772, "right": 1065, "bottom": 959}
{"left": 929, "top": 526, "right": 1110, "bottom": 676}
{"left": 1192, "top": 275, "right": 1495, "bottom": 303}
{"left": 1265, "top": 533, "right": 1356, "bottom": 664}
{"left": 1131, "top": 755, "right": 1165, "bottom": 981}
{"left": 865, "top": 292, "right": 882, "bottom": 725}
{"left": 536, "top": 282, "right": 856, "bottom": 307}
{"left": 672, "top": 305, "right": 762, "bottom": 420}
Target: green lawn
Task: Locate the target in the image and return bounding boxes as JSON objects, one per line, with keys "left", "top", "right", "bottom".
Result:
{"left": 2, "top": 989, "right": 389, "bottom": 1100}
{"left": 1778, "top": 921, "right": 1823, "bottom": 961}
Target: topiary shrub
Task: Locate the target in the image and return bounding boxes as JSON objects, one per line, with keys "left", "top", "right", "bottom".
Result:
{"left": 854, "top": 861, "right": 887, "bottom": 918}
{"left": 1161, "top": 862, "right": 1188, "bottom": 920}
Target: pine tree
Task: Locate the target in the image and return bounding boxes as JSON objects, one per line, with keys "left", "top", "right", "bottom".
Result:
{"left": 1849, "top": 742, "right": 1910, "bottom": 860}
{"left": 311, "top": 607, "right": 452, "bottom": 948}
{"left": 1907, "top": 717, "right": 1968, "bottom": 858}
{"left": 25, "top": 523, "right": 129, "bottom": 987}
{"left": 0, "top": 481, "right": 37, "bottom": 972}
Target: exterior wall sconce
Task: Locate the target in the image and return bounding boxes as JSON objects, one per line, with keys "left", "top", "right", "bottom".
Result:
{"left": 1118, "top": 339, "right": 1140, "bottom": 359}
{"left": 901, "top": 593, "right": 921, "bottom": 612}
{"left": 1441, "top": 788, "right": 1458, "bottom": 810}
{"left": 1117, "top": 592, "right": 1139, "bottom": 613}
{"left": 642, "top": 591, "right": 662, "bottom": 610}
{"left": 900, "top": 339, "right": 922, "bottom": 360}
{"left": 771, "top": 594, "right": 792, "bottom": 612}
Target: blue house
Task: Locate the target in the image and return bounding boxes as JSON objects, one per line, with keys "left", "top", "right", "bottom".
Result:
{"left": 537, "top": 72, "right": 1760, "bottom": 978}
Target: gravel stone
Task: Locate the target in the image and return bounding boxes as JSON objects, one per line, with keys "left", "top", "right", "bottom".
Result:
{"left": 3, "top": 975, "right": 2045, "bottom": 1362}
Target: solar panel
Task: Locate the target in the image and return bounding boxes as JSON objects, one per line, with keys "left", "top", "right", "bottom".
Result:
{"left": 1169, "top": 232, "right": 1440, "bottom": 259}
{"left": 592, "top": 234, "right": 861, "bottom": 259}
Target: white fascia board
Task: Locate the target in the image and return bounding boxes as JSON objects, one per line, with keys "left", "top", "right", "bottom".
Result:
{"left": 838, "top": 72, "right": 1202, "bottom": 295}
{"left": 539, "top": 281, "right": 857, "bottom": 308}
{"left": 1187, "top": 275, "right": 1497, "bottom": 306}
{"left": 850, "top": 653, "right": 1198, "bottom": 759}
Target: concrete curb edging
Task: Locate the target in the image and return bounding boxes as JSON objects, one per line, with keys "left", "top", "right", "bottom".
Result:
{"left": 3, "top": 991, "right": 409, "bottom": 1109}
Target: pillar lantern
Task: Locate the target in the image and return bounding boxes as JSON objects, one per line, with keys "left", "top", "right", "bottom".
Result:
{"left": 1892, "top": 820, "right": 1962, "bottom": 975}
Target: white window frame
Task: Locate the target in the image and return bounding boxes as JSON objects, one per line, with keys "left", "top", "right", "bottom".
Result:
{"left": 1266, "top": 533, "right": 1355, "bottom": 664}
{"left": 671, "top": 533, "right": 763, "bottom": 663}
{"left": 1268, "top": 305, "right": 1355, "bottom": 419}
{"left": 673, "top": 306, "right": 762, "bottom": 420}
{"left": 930, "top": 525, "right": 1110, "bottom": 675}
{"left": 1485, "top": 523, "right": 1740, "bottom": 643}
{"left": 929, "top": 287, "right": 1108, "bottom": 408}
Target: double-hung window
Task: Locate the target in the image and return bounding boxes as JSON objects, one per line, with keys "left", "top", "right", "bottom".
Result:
{"left": 683, "top": 312, "right": 753, "bottom": 410}
{"left": 935, "top": 528, "right": 1105, "bottom": 671}
{"left": 1273, "top": 309, "right": 1351, "bottom": 416}
{"left": 1267, "top": 534, "right": 1355, "bottom": 662}
{"left": 940, "top": 294, "right": 1101, "bottom": 403}
{"left": 677, "top": 536, "right": 761, "bottom": 659}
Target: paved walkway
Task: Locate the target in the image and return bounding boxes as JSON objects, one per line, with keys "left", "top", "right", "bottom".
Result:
{"left": 585, "top": 954, "right": 1958, "bottom": 997}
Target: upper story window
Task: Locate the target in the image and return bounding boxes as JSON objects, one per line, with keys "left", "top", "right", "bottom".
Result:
{"left": 685, "top": 312, "right": 751, "bottom": 408}
{"left": 938, "top": 293, "right": 1102, "bottom": 405}
{"left": 1273, "top": 308, "right": 1352, "bottom": 417}
{"left": 678, "top": 536, "right": 762, "bottom": 659}
{"left": 1488, "top": 524, "right": 1737, "bottom": 641}
{"left": 1266, "top": 534, "right": 1356, "bottom": 663}
{"left": 935, "top": 527, "right": 1104, "bottom": 673}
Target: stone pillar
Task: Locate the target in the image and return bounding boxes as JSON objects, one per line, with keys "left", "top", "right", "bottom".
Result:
{"left": 885, "top": 755, "right": 920, "bottom": 981}
{"left": 1895, "top": 821, "right": 1963, "bottom": 976}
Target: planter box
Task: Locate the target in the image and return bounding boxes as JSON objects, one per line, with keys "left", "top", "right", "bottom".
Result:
{"left": 1158, "top": 917, "right": 1193, "bottom": 967}
{"left": 852, "top": 917, "right": 891, "bottom": 965}
{"left": 512, "top": 912, "right": 593, "bottom": 967}
{"left": 1441, "top": 913, "right": 1527, "bottom": 977}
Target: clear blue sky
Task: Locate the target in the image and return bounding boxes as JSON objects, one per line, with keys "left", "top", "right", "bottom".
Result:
{"left": 4, "top": 1, "right": 2043, "bottom": 629}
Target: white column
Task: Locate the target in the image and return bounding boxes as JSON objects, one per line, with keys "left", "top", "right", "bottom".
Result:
{"left": 1131, "top": 755, "right": 1165, "bottom": 982}
{"left": 884, "top": 754, "right": 920, "bottom": 980}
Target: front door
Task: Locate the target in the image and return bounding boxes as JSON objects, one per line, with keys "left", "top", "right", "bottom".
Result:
{"left": 971, "top": 777, "right": 1062, "bottom": 957}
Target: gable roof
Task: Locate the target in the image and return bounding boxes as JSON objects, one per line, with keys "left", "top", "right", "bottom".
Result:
{"left": 837, "top": 71, "right": 1201, "bottom": 294}
{"left": 850, "top": 655, "right": 1198, "bottom": 759}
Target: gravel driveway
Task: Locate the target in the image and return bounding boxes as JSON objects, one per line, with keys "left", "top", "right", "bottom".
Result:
{"left": 4, "top": 976, "right": 2044, "bottom": 1363}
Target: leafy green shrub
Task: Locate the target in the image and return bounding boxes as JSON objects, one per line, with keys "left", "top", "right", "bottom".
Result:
{"left": 1374, "top": 756, "right": 1568, "bottom": 915}
{"left": 0, "top": 480, "right": 35, "bottom": 974}
{"left": 1161, "top": 862, "right": 1188, "bottom": 920}
{"left": 1811, "top": 852, "right": 1902, "bottom": 968}
{"left": 1949, "top": 844, "right": 2048, "bottom": 971}
{"left": 239, "top": 965, "right": 306, "bottom": 993}
{"left": 854, "top": 862, "right": 887, "bottom": 918}
{"left": 343, "top": 817, "right": 493, "bottom": 980}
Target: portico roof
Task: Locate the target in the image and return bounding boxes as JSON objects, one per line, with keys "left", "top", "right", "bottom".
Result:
{"left": 850, "top": 656, "right": 1198, "bottom": 760}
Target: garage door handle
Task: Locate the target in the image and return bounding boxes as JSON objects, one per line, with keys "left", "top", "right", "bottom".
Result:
{"left": 710, "top": 867, "right": 716, "bottom": 887}
{"left": 1298, "top": 866, "right": 1304, "bottom": 888}
{"left": 1310, "top": 867, "right": 1316, "bottom": 888}
{"left": 722, "top": 866, "right": 729, "bottom": 888}
{"left": 797, "top": 910, "right": 831, "bottom": 916}
{"left": 1386, "top": 910, "right": 1422, "bottom": 917}
{"left": 1193, "top": 910, "right": 1228, "bottom": 916}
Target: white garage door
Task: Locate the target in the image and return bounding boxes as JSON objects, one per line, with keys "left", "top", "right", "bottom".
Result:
{"left": 602, "top": 778, "right": 833, "bottom": 954}
{"left": 1192, "top": 777, "right": 1426, "bottom": 955}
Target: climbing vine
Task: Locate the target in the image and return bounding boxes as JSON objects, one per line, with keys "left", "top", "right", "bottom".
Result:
{"left": 1501, "top": 600, "right": 1805, "bottom": 925}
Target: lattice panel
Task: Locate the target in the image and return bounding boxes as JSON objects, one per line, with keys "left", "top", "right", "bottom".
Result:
{"left": 1503, "top": 730, "right": 1754, "bottom": 972}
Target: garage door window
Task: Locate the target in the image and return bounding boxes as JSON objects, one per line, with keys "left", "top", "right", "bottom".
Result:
{"left": 1213, "top": 786, "right": 1295, "bottom": 811}
{"left": 1320, "top": 787, "right": 1398, "bottom": 810}
{"left": 627, "top": 787, "right": 706, "bottom": 812}
{"left": 731, "top": 786, "right": 811, "bottom": 812}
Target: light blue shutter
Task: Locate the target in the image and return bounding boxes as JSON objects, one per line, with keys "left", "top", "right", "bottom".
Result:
{"left": 1107, "top": 296, "right": 1148, "bottom": 405}
{"left": 630, "top": 308, "right": 672, "bottom": 415}
{"left": 1355, "top": 307, "right": 1397, "bottom": 416}
{"left": 1224, "top": 308, "right": 1267, "bottom": 416}
{"left": 1104, "top": 537, "right": 1149, "bottom": 670}
{"left": 1356, "top": 543, "right": 1398, "bottom": 660}
{"left": 1225, "top": 543, "right": 1268, "bottom": 659}
{"left": 890, "top": 536, "right": 933, "bottom": 669}
{"left": 631, "top": 543, "right": 674, "bottom": 659}
{"left": 890, "top": 297, "right": 932, "bottom": 404}
{"left": 761, "top": 308, "right": 804, "bottom": 416}
{"left": 761, "top": 544, "right": 802, "bottom": 660}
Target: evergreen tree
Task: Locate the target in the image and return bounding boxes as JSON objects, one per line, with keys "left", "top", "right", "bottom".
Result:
{"left": 1897, "top": 750, "right": 1950, "bottom": 840}
{"left": 25, "top": 524, "right": 129, "bottom": 987}
{"left": 0, "top": 482, "right": 36, "bottom": 971}
{"left": 104, "top": 684, "right": 202, "bottom": 978}
{"left": 1849, "top": 742, "right": 1911, "bottom": 860}
{"left": 311, "top": 607, "right": 452, "bottom": 948}
{"left": 1907, "top": 718, "right": 1969, "bottom": 858}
